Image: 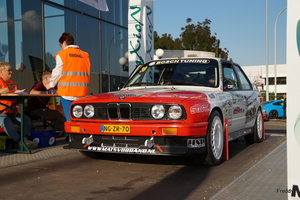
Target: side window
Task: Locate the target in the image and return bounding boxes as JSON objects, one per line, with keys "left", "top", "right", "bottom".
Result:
{"left": 223, "top": 65, "right": 239, "bottom": 89}
{"left": 233, "top": 65, "right": 252, "bottom": 90}
{"left": 274, "top": 102, "right": 284, "bottom": 106}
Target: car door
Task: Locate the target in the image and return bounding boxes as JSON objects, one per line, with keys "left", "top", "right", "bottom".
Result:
{"left": 232, "top": 64, "right": 258, "bottom": 129}
{"left": 222, "top": 62, "right": 247, "bottom": 133}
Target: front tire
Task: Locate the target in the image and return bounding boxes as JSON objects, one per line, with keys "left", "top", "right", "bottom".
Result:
{"left": 205, "top": 111, "right": 224, "bottom": 166}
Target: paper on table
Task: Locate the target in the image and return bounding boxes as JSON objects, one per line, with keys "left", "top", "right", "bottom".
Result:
{"left": 14, "top": 90, "right": 27, "bottom": 94}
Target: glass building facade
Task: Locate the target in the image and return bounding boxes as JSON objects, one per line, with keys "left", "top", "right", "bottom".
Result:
{"left": 0, "top": 0, "right": 129, "bottom": 94}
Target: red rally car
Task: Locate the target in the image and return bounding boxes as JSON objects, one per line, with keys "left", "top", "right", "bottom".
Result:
{"left": 65, "top": 57, "right": 263, "bottom": 166}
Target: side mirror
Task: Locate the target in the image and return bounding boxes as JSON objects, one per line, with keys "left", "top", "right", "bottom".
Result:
{"left": 118, "top": 82, "right": 125, "bottom": 90}
{"left": 252, "top": 83, "right": 258, "bottom": 90}
{"left": 224, "top": 80, "right": 234, "bottom": 90}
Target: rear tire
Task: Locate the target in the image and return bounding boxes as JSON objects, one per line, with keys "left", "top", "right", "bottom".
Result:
{"left": 80, "top": 151, "right": 103, "bottom": 159}
{"left": 204, "top": 111, "right": 224, "bottom": 166}
{"left": 269, "top": 110, "right": 278, "bottom": 119}
{"left": 245, "top": 110, "right": 263, "bottom": 143}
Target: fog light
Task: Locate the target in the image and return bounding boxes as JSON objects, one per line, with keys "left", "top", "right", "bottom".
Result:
{"left": 70, "top": 125, "right": 80, "bottom": 132}
{"left": 162, "top": 128, "right": 177, "bottom": 135}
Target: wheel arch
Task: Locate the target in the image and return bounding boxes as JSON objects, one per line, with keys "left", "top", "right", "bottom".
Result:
{"left": 209, "top": 107, "right": 224, "bottom": 124}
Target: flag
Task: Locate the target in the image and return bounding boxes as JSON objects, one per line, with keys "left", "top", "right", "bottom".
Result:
{"left": 128, "top": 0, "right": 154, "bottom": 73}
{"left": 79, "top": 0, "right": 109, "bottom": 11}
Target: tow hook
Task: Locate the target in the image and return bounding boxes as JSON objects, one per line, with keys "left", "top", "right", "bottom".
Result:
{"left": 82, "top": 135, "right": 94, "bottom": 145}
{"left": 144, "top": 137, "right": 154, "bottom": 148}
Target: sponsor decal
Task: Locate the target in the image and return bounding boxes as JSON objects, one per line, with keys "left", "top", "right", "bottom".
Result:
{"left": 215, "top": 93, "right": 228, "bottom": 100}
{"left": 49, "top": 137, "right": 55, "bottom": 145}
{"left": 187, "top": 138, "right": 205, "bottom": 148}
{"left": 113, "top": 94, "right": 142, "bottom": 97}
{"left": 190, "top": 105, "right": 210, "bottom": 114}
{"left": 87, "top": 146, "right": 156, "bottom": 154}
{"left": 149, "top": 59, "right": 211, "bottom": 66}
{"left": 33, "top": 138, "right": 39, "bottom": 144}
{"left": 223, "top": 100, "right": 232, "bottom": 117}
{"left": 69, "top": 53, "right": 83, "bottom": 58}
{"left": 207, "top": 93, "right": 216, "bottom": 99}
{"left": 233, "top": 106, "right": 245, "bottom": 114}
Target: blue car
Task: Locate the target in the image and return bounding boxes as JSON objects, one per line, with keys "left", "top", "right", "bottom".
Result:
{"left": 263, "top": 100, "right": 284, "bottom": 119}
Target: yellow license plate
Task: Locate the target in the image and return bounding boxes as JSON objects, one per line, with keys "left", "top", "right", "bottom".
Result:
{"left": 101, "top": 125, "right": 130, "bottom": 133}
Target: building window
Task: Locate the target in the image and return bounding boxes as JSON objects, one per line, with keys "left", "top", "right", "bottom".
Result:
{"left": 266, "top": 77, "right": 286, "bottom": 85}
{"left": 277, "top": 77, "right": 286, "bottom": 85}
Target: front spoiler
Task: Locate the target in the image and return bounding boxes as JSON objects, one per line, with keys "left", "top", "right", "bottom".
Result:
{"left": 69, "top": 134, "right": 206, "bottom": 155}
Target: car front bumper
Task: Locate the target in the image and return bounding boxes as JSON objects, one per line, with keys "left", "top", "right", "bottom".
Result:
{"left": 65, "top": 121, "right": 208, "bottom": 155}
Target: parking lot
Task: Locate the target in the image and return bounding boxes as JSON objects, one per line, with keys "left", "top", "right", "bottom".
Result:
{"left": 0, "top": 120, "right": 287, "bottom": 200}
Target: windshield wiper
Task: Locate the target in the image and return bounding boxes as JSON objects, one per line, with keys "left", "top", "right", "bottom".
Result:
{"left": 164, "top": 79, "right": 204, "bottom": 86}
{"left": 129, "top": 82, "right": 160, "bottom": 87}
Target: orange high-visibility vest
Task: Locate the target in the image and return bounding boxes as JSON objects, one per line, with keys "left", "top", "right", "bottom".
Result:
{"left": 0, "top": 78, "right": 17, "bottom": 114}
{"left": 56, "top": 47, "right": 91, "bottom": 97}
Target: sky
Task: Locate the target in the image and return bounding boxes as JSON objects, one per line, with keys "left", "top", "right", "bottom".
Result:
{"left": 153, "top": 0, "right": 287, "bottom": 67}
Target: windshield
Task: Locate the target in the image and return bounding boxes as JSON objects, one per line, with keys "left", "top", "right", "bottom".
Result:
{"left": 125, "top": 59, "right": 219, "bottom": 87}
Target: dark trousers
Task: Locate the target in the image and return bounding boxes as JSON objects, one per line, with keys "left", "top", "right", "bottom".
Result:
{"left": 30, "top": 108, "right": 66, "bottom": 132}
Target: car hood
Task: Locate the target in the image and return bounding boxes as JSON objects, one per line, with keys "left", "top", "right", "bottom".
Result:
{"left": 74, "top": 87, "right": 215, "bottom": 104}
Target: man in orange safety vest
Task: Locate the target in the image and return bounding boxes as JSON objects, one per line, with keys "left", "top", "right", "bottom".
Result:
{"left": 49, "top": 33, "right": 91, "bottom": 122}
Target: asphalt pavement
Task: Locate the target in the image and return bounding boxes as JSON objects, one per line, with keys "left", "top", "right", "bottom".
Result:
{"left": 0, "top": 119, "right": 287, "bottom": 200}
{"left": 211, "top": 119, "right": 287, "bottom": 200}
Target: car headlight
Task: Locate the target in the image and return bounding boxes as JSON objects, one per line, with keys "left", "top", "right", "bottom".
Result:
{"left": 151, "top": 105, "right": 165, "bottom": 119}
{"left": 72, "top": 105, "right": 83, "bottom": 118}
{"left": 84, "top": 105, "right": 94, "bottom": 118}
{"left": 168, "top": 105, "right": 182, "bottom": 120}
{"left": 262, "top": 110, "right": 266, "bottom": 114}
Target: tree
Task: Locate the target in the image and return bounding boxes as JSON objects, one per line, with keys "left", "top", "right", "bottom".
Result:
{"left": 154, "top": 18, "right": 229, "bottom": 59}
{"left": 173, "top": 38, "right": 184, "bottom": 50}
{"left": 154, "top": 31, "right": 179, "bottom": 50}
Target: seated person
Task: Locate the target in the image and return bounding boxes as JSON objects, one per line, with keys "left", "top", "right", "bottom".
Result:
{"left": 27, "top": 71, "right": 66, "bottom": 136}
{"left": 0, "top": 62, "right": 37, "bottom": 149}
{"left": 204, "top": 67, "right": 216, "bottom": 86}
{"left": 207, "top": 74, "right": 216, "bottom": 86}
{"left": 162, "top": 71, "right": 174, "bottom": 84}
{"left": 164, "top": 72, "right": 186, "bottom": 85}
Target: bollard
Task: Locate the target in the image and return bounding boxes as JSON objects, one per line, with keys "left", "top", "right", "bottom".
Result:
{"left": 223, "top": 118, "right": 229, "bottom": 160}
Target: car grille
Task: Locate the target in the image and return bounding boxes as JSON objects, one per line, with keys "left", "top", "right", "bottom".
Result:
{"left": 84, "top": 103, "right": 153, "bottom": 120}
{"left": 73, "top": 103, "right": 185, "bottom": 121}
